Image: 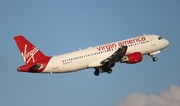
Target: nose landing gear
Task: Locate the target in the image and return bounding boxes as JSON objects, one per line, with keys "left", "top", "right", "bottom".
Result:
{"left": 148, "top": 54, "right": 158, "bottom": 62}
{"left": 152, "top": 57, "right": 158, "bottom": 61}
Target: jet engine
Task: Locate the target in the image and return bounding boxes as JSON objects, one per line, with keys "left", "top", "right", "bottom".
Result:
{"left": 120, "top": 52, "right": 142, "bottom": 64}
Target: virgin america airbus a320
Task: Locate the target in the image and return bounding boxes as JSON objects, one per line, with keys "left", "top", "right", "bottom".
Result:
{"left": 14, "top": 34, "right": 169, "bottom": 76}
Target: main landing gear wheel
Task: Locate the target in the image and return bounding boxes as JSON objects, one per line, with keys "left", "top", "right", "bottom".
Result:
{"left": 107, "top": 69, "right": 112, "bottom": 74}
{"left": 94, "top": 69, "right": 100, "bottom": 76}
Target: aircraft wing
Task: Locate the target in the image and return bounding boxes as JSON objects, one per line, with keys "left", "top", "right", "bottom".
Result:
{"left": 100, "top": 46, "right": 128, "bottom": 64}
{"left": 88, "top": 46, "right": 128, "bottom": 68}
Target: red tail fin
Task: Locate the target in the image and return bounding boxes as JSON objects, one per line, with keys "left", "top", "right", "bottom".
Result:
{"left": 14, "top": 35, "right": 49, "bottom": 64}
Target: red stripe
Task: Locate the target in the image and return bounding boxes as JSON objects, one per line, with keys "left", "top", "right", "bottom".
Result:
{"left": 17, "top": 57, "right": 51, "bottom": 73}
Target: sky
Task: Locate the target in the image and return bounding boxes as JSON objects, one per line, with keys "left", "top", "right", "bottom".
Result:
{"left": 0, "top": 0, "right": 180, "bottom": 106}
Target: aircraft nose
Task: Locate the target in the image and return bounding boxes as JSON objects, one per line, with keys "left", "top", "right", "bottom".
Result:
{"left": 165, "top": 39, "right": 169, "bottom": 46}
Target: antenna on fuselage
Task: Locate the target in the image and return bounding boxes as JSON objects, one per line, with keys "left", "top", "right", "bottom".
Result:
{"left": 143, "top": 33, "right": 146, "bottom": 36}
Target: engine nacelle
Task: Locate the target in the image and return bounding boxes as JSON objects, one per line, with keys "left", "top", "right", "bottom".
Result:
{"left": 120, "top": 52, "right": 142, "bottom": 64}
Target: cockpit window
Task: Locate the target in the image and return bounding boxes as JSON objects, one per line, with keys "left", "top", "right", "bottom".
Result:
{"left": 158, "top": 36, "right": 162, "bottom": 40}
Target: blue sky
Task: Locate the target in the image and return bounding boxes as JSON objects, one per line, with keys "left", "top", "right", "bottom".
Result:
{"left": 0, "top": 0, "right": 180, "bottom": 106}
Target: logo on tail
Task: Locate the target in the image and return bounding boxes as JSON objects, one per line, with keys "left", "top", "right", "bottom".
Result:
{"left": 14, "top": 35, "right": 50, "bottom": 65}
{"left": 21, "top": 44, "right": 39, "bottom": 64}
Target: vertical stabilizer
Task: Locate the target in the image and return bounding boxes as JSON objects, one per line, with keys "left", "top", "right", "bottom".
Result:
{"left": 14, "top": 35, "right": 49, "bottom": 64}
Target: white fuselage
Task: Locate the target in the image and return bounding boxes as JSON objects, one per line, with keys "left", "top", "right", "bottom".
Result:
{"left": 43, "top": 35, "right": 169, "bottom": 73}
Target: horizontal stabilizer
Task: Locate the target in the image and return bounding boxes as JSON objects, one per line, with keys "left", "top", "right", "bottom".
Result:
{"left": 17, "top": 63, "right": 43, "bottom": 73}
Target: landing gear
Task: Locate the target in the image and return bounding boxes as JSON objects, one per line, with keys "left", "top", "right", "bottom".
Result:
{"left": 94, "top": 68, "right": 112, "bottom": 76}
{"left": 148, "top": 54, "right": 158, "bottom": 62}
{"left": 107, "top": 69, "right": 112, "bottom": 74}
{"left": 152, "top": 57, "right": 158, "bottom": 62}
{"left": 94, "top": 69, "right": 100, "bottom": 76}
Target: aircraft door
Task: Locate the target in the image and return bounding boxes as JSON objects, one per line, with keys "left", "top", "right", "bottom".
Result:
{"left": 51, "top": 58, "right": 59, "bottom": 72}
{"left": 150, "top": 36, "right": 156, "bottom": 46}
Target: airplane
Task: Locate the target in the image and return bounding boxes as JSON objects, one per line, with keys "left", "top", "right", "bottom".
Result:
{"left": 14, "top": 34, "right": 169, "bottom": 76}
